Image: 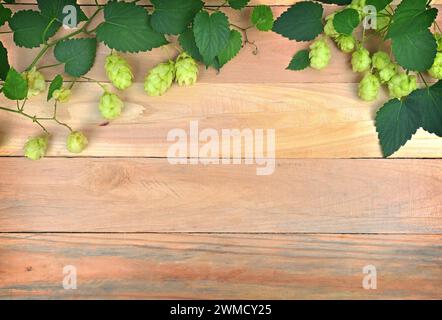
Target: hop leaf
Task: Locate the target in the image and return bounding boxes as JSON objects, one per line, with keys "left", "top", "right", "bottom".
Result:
{"left": 105, "top": 53, "right": 134, "bottom": 90}
{"left": 251, "top": 5, "right": 274, "bottom": 32}
{"left": 67, "top": 131, "right": 88, "bottom": 154}
{"left": 24, "top": 135, "right": 49, "bottom": 160}
{"left": 96, "top": 1, "right": 167, "bottom": 53}
{"left": 309, "top": 38, "right": 331, "bottom": 70}
{"left": 175, "top": 52, "right": 199, "bottom": 86}
{"left": 99, "top": 92, "right": 124, "bottom": 120}
{"left": 144, "top": 61, "right": 176, "bottom": 96}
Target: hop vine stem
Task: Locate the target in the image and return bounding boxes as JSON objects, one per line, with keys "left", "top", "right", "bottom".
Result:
{"left": 0, "top": 103, "right": 73, "bottom": 133}
{"left": 0, "top": 6, "right": 104, "bottom": 135}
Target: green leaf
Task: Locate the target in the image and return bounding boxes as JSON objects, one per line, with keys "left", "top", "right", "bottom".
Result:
{"left": 54, "top": 38, "right": 97, "bottom": 77}
{"left": 272, "top": 1, "right": 324, "bottom": 42}
{"left": 386, "top": 0, "right": 437, "bottom": 39}
{"left": 3, "top": 68, "right": 28, "bottom": 100}
{"left": 179, "top": 27, "right": 204, "bottom": 62}
{"left": 251, "top": 5, "right": 274, "bottom": 31}
{"left": 37, "top": 0, "right": 87, "bottom": 27}
{"left": 9, "top": 10, "right": 56, "bottom": 48}
{"left": 218, "top": 29, "right": 242, "bottom": 68}
{"left": 413, "top": 81, "right": 442, "bottom": 137}
{"left": 287, "top": 49, "right": 310, "bottom": 71}
{"left": 0, "top": 4, "right": 12, "bottom": 27}
{"left": 151, "top": 0, "right": 203, "bottom": 35}
{"left": 228, "top": 0, "right": 251, "bottom": 10}
{"left": 392, "top": 29, "right": 437, "bottom": 72}
{"left": 47, "top": 75, "right": 63, "bottom": 101}
{"left": 96, "top": 1, "right": 168, "bottom": 53}
{"left": 0, "top": 41, "right": 9, "bottom": 81}
{"left": 193, "top": 11, "right": 230, "bottom": 65}
{"left": 366, "top": 0, "right": 392, "bottom": 11}
{"left": 375, "top": 95, "right": 422, "bottom": 157}
{"left": 333, "top": 8, "right": 360, "bottom": 35}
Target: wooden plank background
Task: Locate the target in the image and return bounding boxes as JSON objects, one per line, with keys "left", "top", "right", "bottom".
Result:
{"left": 0, "top": 0, "right": 441, "bottom": 299}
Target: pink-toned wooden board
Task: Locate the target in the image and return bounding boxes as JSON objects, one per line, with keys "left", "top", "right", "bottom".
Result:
{"left": 1, "top": 1, "right": 441, "bottom": 300}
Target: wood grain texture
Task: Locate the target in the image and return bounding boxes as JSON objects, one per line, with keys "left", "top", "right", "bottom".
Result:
{"left": 0, "top": 158, "right": 441, "bottom": 233}
{"left": 1, "top": 83, "right": 442, "bottom": 158}
{"left": 1, "top": 1, "right": 441, "bottom": 300}
{"left": 0, "top": 233, "right": 441, "bottom": 299}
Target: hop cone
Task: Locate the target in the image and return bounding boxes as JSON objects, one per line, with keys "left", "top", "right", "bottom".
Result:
{"left": 358, "top": 73, "right": 381, "bottom": 102}
{"left": 175, "top": 52, "right": 199, "bottom": 86}
{"left": 428, "top": 52, "right": 442, "bottom": 79}
{"left": 309, "top": 38, "right": 331, "bottom": 70}
{"left": 53, "top": 88, "right": 72, "bottom": 103}
{"left": 24, "top": 135, "right": 48, "bottom": 160}
{"left": 99, "top": 92, "right": 124, "bottom": 120}
{"left": 23, "top": 67, "right": 46, "bottom": 97}
{"left": 67, "top": 131, "right": 88, "bottom": 154}
{"left": 372, "top": 51, "right": 391, "bottom": 70}
{"left": 144, "top": 61, "right": 176, "bottom": 96}
{"left": 336, "top": 35, "right": 356, "bottom": 53}
{"left": 324, "top": 13, "right": 339, "bottom": 39}
{"left": 435, "top": 33, "right": 442, "bottom": 52}
{"left": 105, "top": 53, "right": 134, "bottom": 90}
{"left": 351, "top": 47, "right": 371, "bottom": 73}
{"left": 378, "top": 63, "right": 397, "bottom": 83}
{"left": 388, "top": 74, "right": 417, "bottom": 99}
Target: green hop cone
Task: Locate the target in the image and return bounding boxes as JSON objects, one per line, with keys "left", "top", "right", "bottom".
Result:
{"left": 67, "top": 131, "right": 88, "bottom": 154}
{"left": 144, "top": 61, "right": 176, "bottom": 96}
{"left": 378, "top": 63, "right": 397, "bottom": 83}
{"left": 358, "top": 73, "right": 381, "bottom": 102}
{"left": 309, "top": 38, "right": 331, "bottom": 70}
{"left": 351, "top": 47, "right": 371, "bottom": 73}
{"left": 434, "top": 33, "right": 442, "bottom": 52}
{"left": 52, "top": 88, "right": 72, "bottom": 103}
{"left": 428, "top": 52, "right": 442, "bottom": 79}
{"left": 324, "top": 13, "right": 339, "bottom": 39}
{"left": 105, "top": 53, "right": 134, "bottom": 90}
{"left": 388, "top": 73, "right": 417, "bottom": 99}
{"left": 99, "top": 92, "right": 124, "bottom": 120}
{"left": 372, "top": 51, "right": 391, "bottom": 70}
{"left": 23, "top": 67, "right": 46, "bottom": 97}
{"left": 24, "top": 135, "right": 48, "bottom": 160}
{"left": 175, "top": 52, "right": 199, "bottom": 86}
{"left": 348, "top": 0, "right": 366, "bottom": 15}
{"left": 336, "top": 35, "right": 356, "bottom": 53}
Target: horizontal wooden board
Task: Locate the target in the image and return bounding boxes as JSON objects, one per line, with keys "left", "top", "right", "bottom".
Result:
{"left": 0, "top": 233, "right": 441, "bottom": 299}
{"left": 2, "top": 5, "right": 441, "bottom": 84}
{"left": 1, "top": 83, "right": 441, "bottom": 158}
{"left": 0, "top": 158, "right": 441, "bottom": 233}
